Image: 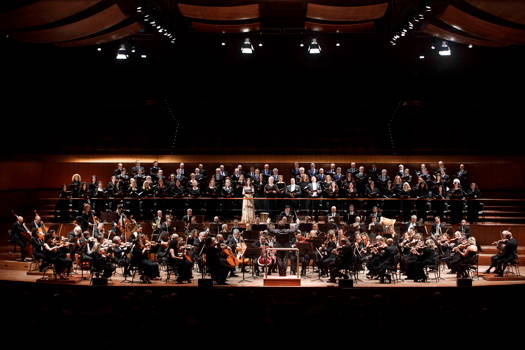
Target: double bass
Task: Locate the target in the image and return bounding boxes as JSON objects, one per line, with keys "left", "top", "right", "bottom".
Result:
{"left": 11, "top": 210, "right": 32, "bottom": 258}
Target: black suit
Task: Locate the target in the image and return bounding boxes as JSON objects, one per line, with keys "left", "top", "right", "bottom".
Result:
{"left": 269, "top": 228, "right": 297, "bottom": 276}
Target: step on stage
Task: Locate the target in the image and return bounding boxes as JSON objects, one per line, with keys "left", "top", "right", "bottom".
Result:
{"left": 263, "top": 275, "right": 301, "bottom": 286}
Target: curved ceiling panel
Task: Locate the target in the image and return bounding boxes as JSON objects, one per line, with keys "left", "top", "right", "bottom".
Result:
{"left": 306, "top": 3, "right": 388, "bottom": 22}
{"left": 191, "top": 22, "right": 261, "bottom": 33}
{"left": 178, "top": 4, "right": 260, "bottom": 21}
{"left": 464, "top": 0, "right": 525, "bottom": 26}
{"left": 0, "top": 0, "right": 103, "bottom": 30}
{"left": 305, "top": 21, "right": 375, "bottom": 33}
{"left": 438, "top": 5, "right": 525, "bottom": 45}
{"left": 56, "top": 22, "right": 142, "bottom": 47}
{"left": 423, "top": 23, "right": 504, "bottom": 47}
{"left": 11, "top": 4, "right": 128, "bottom": 44}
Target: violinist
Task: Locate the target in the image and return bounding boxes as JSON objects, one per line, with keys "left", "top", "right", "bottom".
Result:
{"left": 318, "top": 231, "right": 337, "bottom": 277}
{"left": 43, "top": 235, "right": 72, "bottom": 279}
{"left": 413, "top": 240, "right": 438, "bottom": 282}
{"left": 131, "top": 238, "right": 160, "bottom": 283}
{"left": 31, "top": 231, "right": 46, "bottom": 264}
{"left": 365, "top": 235, "right": 387, "bottom": 279}
{"left": 451, "top": 237, "right": 478, "bottom": 278}
{"left": 376, "top": 238, "right": 400, "bottom": 283}
{"left": 167, "top": 236, "right": 193, "bottom": 283}
{"left": 327, "top": 238, "right": 353, "bottom": 283}
{"left": 485, "top": 230, "right": 517, "bottom": 276}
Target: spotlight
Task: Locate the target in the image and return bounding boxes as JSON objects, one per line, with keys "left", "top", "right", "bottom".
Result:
{"left": 221, "top": 42, "right": 225, "bottom": 46}
{"left": 258, "top": 43, "right": 263, "bottom": 47}
{"left": 299, "top": 43, "right": 304, "bottom": 47}
{"left": 308, "top": 38, "right": 321, "bottom": 54}
{"left": 116, "top": 45, "right": 128, "bottom": 60}
{"left": 468, "top": 44, "right": 473, "bottom": 48}
{"left": 131, "top": 48, "right": 136, "bottom": 53}
{"left": 241, "top": 38, "right": 254, "bottom": 54}
{"left": 438, "top": 41, "right": 451, "bottom": 56}
{"left": 97, "top": 47, "right": 102, "bottom": 52}
{"left": 419, "top": 55, "right": 425, "bottom": 59}
{"left": 141, "top": 54, "right": 147, "bottom": 58}
{"left": 431, "top": 45, "right": 436, "bottom": 50}
{"left": 336, "top": 42, "right": 340, "bottom": 47}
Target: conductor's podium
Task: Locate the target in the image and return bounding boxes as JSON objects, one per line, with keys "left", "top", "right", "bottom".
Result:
{"left": 263, "top": 275, "right": 301, "bottom": 286}
{"left": 263, "top": 247, "right": 301, "bottom": 286}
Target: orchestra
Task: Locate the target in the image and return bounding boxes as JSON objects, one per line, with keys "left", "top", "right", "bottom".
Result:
{"left": 8, "top": 161, "right": 518, "bottom": 286}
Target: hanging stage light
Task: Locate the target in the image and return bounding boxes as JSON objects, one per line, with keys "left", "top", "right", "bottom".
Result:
{"left": 308, "top": 38, "right": 321, "bottom": 54}
{"left": 438, "top": 41, "right": 451, "bottom": 56}
{"left": 241, "top": 38, "right": 254, "bottom": 54}
{"left": 116, "top": 45, "right": 128, "bottom": 60}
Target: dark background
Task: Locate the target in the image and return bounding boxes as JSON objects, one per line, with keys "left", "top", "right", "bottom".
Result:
{"left": 1, "top": 34, "right": 524, "bottom": 155}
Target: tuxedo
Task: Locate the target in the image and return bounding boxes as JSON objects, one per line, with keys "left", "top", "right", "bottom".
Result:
{"left": 308, "top": 168, "right": 318, "bottom": 177}
{"left": 131, "top": 166, "right": 144, "bottom": 176}
{"left": 286, "top": 184, "right": 302, "bottom": 197}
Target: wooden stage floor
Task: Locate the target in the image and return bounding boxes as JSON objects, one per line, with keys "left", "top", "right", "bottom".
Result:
{"left": 1, "top": 262, "right": 523, "bottom": 288}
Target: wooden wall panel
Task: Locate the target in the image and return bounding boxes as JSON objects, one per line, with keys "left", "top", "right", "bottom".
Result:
{"left": 56, "top": 22, "right": 142, "bottom": 47}
{"left": 11, "top": 4, "right": 128, "bottom": 43}
{"left": 438, "top": 5, "right": 525, "bottom": 45}
{"left": 178, "top": 4, "right": 259, "bottom": 21}
{"left": 0, "top": 0, "right": 103, "bottom": 30}
{"left": 306, "top": 3, "right": 388, "bottom": 22}
{"left": 465, "top": 0, "right": 525, "bottom": 26}
{"left": 423, "top": 23, "right": 504, "bottom": 47}
{"left": 191, "top": 21, "right": 261, "bottom": 33}
{"left": 305, "top": 21, "right": 375, "bottom": 32}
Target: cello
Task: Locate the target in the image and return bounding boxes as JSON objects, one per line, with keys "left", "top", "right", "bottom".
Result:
{"left": 221, "top": 243, "right": 239, "bottom": 268}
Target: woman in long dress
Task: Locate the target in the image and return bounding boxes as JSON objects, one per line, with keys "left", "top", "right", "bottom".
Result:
{"left": 241, "top": 178, "right": 256, "bottom": 224}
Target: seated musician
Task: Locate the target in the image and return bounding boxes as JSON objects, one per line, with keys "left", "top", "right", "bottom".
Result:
{"left": 43, "top": 235, "right": 72, "bottom": 279}
{"left": 279, "top": 205, "right": 297, "bottom": 223}
{"left": 327, "top": 238, "right": 353, "bottom": 283}
{"left": 131, "top": 238, "right": 160, "bottom": 283}
{"left": 352, "top": 216, "right": 365, "bottom": 233}
{"left": 431, "top": 216, "right": 448, "bottom": 238}
{"left": 319, "top": 231, "right": 337, "bottom": 278}
{"left": 450, "top": 237, "right": 478, "bottom": 278}
{"left": 31, "top": 231, "right": 46, "bottom": 263}
{"left": 458, "top": 219, "right": 471, "bottom": 239}
{"left": 365, "top": 235, "right": 388, "bottom": 280}
{"left": 485, "top": 230, "right": 518, "bottom": 276}
{"left": 376, "top": 238, "right": 400, "bottom": 283}
{"left": 327, "top": 206, "right": 340, "bottom": 222}
{"left": 205, "top": 237, "right": 230, "bottom": 285}
{"left": 413, "top": 239, "right": 438, "bottom": 282}
{"left": 182, "top": 208, "right": 193, "bottom": 224}
{"left": 167, "top": 236, "right": 193, "bottom": 283}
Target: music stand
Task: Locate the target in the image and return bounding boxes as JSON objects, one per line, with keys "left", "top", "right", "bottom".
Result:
{"left": 208, "top": 223, "right": 221, "bottom": 236}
